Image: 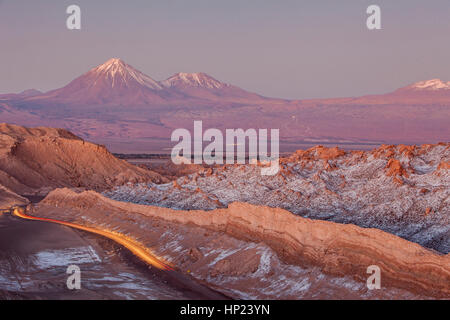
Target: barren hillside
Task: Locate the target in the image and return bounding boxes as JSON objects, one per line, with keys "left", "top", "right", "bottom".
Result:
{"left": 0, "top": 184, "right": 28, "bottom": 209}
{"left": 0, "top": 123, "right": 167, "bottom": 196}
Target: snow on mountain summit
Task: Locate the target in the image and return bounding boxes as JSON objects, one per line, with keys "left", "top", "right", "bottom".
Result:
{"left": 406, "top": 79, "right": 450, "bottom": 91}
{"left": 93, "top": 59, "right": 229, "bottom": 90}
{"left": 27, "top": 58, "right": 171, "bottom": 105}
{"left": 18, "top": 58, "right": 266, "bottom": 106}
{"left": 92, "top": 58, "right": 163, "bottom": 90}
{"left": 161, "top": 72, "right": 229, "bottom": 89}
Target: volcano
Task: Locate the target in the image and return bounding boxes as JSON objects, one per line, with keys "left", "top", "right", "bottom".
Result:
{"left": 23, "top": 58, "right": 266, "bottom": 106}
{"left": 25, "top": 58, "right": 169, "bottom": 106}
{"left": 0, "top": 58, "right": 449, "bottom": 152}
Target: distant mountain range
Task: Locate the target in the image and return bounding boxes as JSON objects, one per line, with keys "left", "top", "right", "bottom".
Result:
{"left": 16, "top": 58, "right": 269, "bottom": 106}
{"left": 0, "top": 58, "right": 449, "bottom": 152}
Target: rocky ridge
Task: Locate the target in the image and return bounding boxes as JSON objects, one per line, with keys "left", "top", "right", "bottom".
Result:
{"left": 105, "top": 143, "right": 450, "bottom": 253}
{"left": 33, "top": 188, "right": 450, "bottom": 298}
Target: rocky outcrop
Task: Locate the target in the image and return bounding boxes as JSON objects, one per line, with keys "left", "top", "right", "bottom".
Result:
{"left": 210, "top": 248, "right": 261, "bottom": 277}
{"left": 0, "top": 123, "right": 167, "bottom": 195}
{"left": 37, "top": 188, "right": 450, "bottom": 298}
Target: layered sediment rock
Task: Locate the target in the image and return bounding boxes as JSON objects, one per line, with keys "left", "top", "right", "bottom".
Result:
{"left": 36, "top": 188, "right": 450, "bottom": 298}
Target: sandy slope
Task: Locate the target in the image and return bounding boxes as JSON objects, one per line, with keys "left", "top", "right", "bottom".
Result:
{"left": 0, "top": 123, "right": 167, "bottom": 196}
{"left": 0, "top": 184, "right": 28, "bottom": 209}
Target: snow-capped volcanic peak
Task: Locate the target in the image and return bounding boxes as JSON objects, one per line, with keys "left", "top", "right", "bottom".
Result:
{"left": 161, "top": 72, "right": 229, "bottom": 89}
{"left": 408, "top": 79, "right": 450, "bottom": 91}
{"left": 91, "top": 58, "right": 162, "bottom": 90}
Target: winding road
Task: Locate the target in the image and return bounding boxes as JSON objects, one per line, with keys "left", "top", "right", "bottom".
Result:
{"left": 12, "top": 207, "right": 173, "bottom": 270}
{"left": 9, "top": 206, "right": 229, "bottom": 299}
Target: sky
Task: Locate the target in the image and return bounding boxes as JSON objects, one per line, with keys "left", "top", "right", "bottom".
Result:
{"left": 1, "top": 0, "right": 449, "bottom": 99}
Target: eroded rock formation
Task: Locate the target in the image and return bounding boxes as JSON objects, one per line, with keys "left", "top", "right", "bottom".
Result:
{"left": 34, "top": 188, "right": 450, "bottom": 298}
{"left": 0, "top": 184, "right": 29, "bottom": 209}
{"left": 106, "top": 143, "right": 450, "bottom": 253}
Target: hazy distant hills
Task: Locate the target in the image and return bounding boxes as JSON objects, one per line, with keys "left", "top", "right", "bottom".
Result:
{"left": 1, "top": 58, "right": 449, "bottom": 152}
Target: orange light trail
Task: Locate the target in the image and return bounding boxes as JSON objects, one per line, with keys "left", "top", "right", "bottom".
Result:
{"left": 12, "top": 208, "right": 174, "bottom": 271}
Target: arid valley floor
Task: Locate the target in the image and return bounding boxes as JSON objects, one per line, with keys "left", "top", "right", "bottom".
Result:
{"left": 0, "top": 123, "right": 448, "bottom": 299}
